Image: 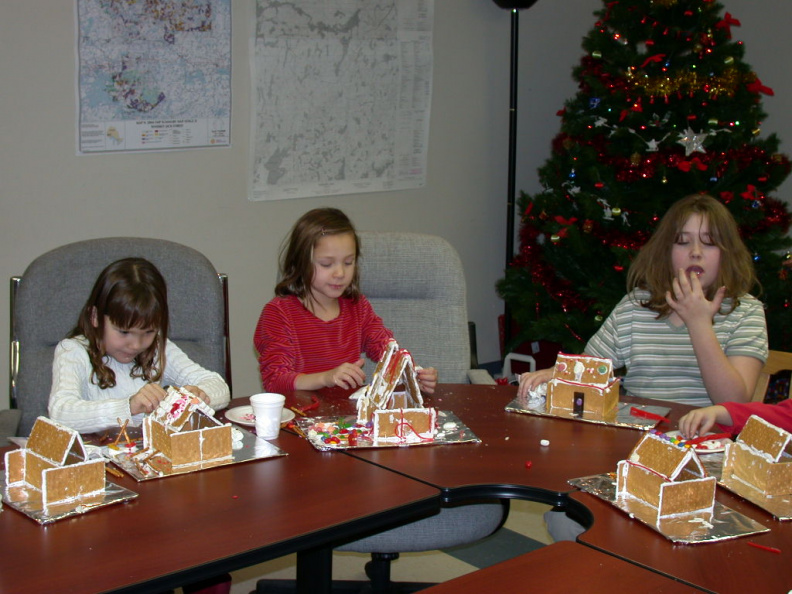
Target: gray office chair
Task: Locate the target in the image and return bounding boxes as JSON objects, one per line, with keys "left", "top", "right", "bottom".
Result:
{"left": 9, "top": 237, "right": 231, "bottom": 437}
{"left": 357, "top": 231, "right": 496, "bottom": 387}
{"left": 336, "top": 232, "right": 507, "bottom": 592}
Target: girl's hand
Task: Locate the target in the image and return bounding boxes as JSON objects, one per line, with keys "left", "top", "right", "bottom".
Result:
{"left": 678, "top": 405, "right": 729, "bottom": 439}
{"left": 326, "top": 358, "right": 366, "bottom": 389}
{"left": 183, "top": 385, "right": 210, "bottom": 404}
{"left": 417, "top": 367, "right": 437, "bottom": 394}
{"left": 517, "top": 368, "right": 553, "bottom": 398}
{"left": 129, "top": 383, "right": 167, "bottom": 415}
{"left": 666, "top": 268, "right": 725, "bottom": 325}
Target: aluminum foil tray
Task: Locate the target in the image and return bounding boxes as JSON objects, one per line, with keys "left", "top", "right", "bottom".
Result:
{"left": 295, "top": 410, "right": 480, "bottom": 451}
{"left": 506, "top": 396, "right": 671, "bottom": 430}
{"left": 569, "top": 473, "right": 769, "bottom": 544}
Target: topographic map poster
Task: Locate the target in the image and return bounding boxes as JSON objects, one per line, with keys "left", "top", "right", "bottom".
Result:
{"left": 76, "top": 0, "right": 231, "bottom": 154}
{"left": 249, "top": 0, "right": 433, "bottom": 201}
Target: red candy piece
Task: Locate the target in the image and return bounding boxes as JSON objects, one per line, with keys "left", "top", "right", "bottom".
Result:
{"left": 524, "top": 461, "right": 533, "bottom": 469}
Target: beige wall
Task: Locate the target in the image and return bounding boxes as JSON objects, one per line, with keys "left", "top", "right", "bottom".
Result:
{"left": 1, "top": 0, "right": 790, "bottom": 409}
{"left": 0, "top": 0, "right": 512, "bottom": 407}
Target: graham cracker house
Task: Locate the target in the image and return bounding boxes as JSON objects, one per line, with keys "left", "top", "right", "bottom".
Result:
{"left": 547, "top": 353, "right": 620, "bottom": 417}
{"left": 355, "top": 339, "right": 435, "bottom": 443}
{"left": 722, "top": 415, "right": 792, "bottom": 497}
{"left": 616, "top": 431, "right": 717, "bottom": 517}
{"left": 138, "top": 386, "right": 233, "bottom": 473}
{"left": 4, "top": 416, "right": 106, "bottom": 512}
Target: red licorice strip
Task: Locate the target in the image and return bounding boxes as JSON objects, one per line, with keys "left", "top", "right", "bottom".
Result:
{"left": 747, "top": 542, "right": 781, "bottom": 554}
{"left": 630, "top": 407, "right": 670, "bottom": 423}
{"left": 295, "top": 395, "right": 320, "bottom": 414}
{"left": 394, "top": 410, "right": 434, "bottom": 443}
{"left": 685, "top": 432, "right": 731, "bottom": 446}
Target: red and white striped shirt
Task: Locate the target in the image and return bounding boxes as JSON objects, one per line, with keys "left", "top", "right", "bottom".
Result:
{"left": 254, "top": 294, "right": 393, "bottom": 393}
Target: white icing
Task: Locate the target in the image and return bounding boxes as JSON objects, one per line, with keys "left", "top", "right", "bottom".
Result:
{"left": 573, "top": 360, "right": 585, "bottom": 382}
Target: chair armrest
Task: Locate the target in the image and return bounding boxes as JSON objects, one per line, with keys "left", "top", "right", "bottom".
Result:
{"left": 467, "top": 369, "right": 497, "bottom": 385}
{"left": 502, "top": 353, "right": 537, "bottom": 382}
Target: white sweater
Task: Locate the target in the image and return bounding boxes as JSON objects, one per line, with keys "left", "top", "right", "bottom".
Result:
{"left": 48, "top": 337, "right": 230, "bottom": 433}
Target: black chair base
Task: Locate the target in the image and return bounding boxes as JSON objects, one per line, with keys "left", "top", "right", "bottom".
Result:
{"left": 255, "top": 553, "right": 437, "bottom": 594}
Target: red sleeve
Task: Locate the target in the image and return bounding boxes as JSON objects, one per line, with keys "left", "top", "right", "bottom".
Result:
{"left": 254, "top": 296, "right": 392, "bottom": 393}
{"left": 254, "top": 297, "right": 302, "bottom": 394}
{"left": 720, "top": 399, "right": 792, "bottom": 435}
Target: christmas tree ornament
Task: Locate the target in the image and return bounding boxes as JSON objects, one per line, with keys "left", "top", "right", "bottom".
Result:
{"left": 677, "top": 127, "right": 708, "bottom": 155}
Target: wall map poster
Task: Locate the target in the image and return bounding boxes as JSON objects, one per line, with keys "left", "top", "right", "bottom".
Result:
{"left": 249, "top": 0, "right": 434, "bottom": 201}
{"left": 76, "top": 0, "right": 231, "bottom": 154}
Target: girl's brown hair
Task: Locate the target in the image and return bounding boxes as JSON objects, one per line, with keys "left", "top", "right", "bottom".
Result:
{"left": 275, "top": 207, "right": 362, "bottom": 302}
{"left": 627, "top": 193, "right": 758, "bottom": 317}
{"left": 70, "top": 257, "right": 169, "bottom": 388}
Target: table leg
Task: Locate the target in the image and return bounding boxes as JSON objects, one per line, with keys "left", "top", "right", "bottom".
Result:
{"left": 296, "top": 546, "right": 332, "bottom": 594}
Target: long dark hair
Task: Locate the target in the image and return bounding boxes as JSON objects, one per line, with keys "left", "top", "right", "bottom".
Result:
{"left": 70, "top": 257, "right": 169, "bottom": 388}
{"left": 275, "top": 207, "right": 362, "bottom": 302}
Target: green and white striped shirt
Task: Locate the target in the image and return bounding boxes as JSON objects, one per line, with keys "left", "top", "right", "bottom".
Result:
{"left": 586, "top": 289, "right": 768, "bottom": 407}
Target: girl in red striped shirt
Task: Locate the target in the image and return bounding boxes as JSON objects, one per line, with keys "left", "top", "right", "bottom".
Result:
{"left": 254, "top": 208, "right": 437, "bottom": 395}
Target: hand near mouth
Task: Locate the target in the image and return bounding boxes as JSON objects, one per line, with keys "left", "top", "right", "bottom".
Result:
{"left": 666, "top": 267, "right": 726, "bottom": 326}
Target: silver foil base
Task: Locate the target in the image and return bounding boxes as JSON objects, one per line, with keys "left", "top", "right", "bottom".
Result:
{"left": 1, "top": 476, "right": 138, "bottom": 525}
{"left": 108, "top": 426, "right": 287, "bottom": 481}
{"left": 506, "top": 396, "right": 670, "bottom": 430}
{"left": 296, "top": 410, "right": 480, "bottom": 451}
{"left": 569, "top": 473, "right": 769, "bottom": 544}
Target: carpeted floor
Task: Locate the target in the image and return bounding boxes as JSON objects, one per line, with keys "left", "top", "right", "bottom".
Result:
{"left": 203, "top": 499, "right": 553, "bottom": 593}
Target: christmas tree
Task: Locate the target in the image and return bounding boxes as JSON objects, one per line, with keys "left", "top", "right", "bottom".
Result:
{"left": 498, "top": 0, "right": 792, "bottom": 357}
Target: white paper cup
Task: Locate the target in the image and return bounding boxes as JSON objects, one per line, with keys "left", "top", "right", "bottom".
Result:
{"left": 249, "top": 392, "right": 286, "bottom": 440}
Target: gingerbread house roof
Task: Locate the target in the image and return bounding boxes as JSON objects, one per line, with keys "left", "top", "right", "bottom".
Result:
{"left": 27, "top": 416, "right": 88, "bottom": 466}
{"left": 626, "top": 432, "right": 707, "bottom": 481}
{"left": 366, "top": 339, "right": 422, "bottom": 409}
{"left": 737, "top": 415, "right": 792, "bottom": 463}
{"left": 151, "top": 386, "right": 218, "bottom": 432}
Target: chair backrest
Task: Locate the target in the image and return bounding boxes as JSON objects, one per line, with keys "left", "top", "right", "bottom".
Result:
{"left": 751, "top": 350, "right": 792, "bottom": 402}
{"left": 357, "top": 231, "right": 470, "bottom": 383}
{"left": 10, "top": 237, "right": 231, "bottom": 436}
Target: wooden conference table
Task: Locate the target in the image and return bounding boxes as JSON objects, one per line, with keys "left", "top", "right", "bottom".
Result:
{"left": 293, "top": 384, "right": 792, "bottom": 594}
{"left": 1, "top": 384, "right": 789, "bottom": 593}
{"left": 0, "top": 426, "right": 440, "bottom": 594}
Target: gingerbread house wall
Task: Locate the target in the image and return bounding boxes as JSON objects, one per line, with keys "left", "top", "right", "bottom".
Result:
{"left": 548, "top": 380, "right": 619, "bottom": 415}
{"left": 723, "top": 441, "right": 792, "bottom": 496}
{"left": 144, "top": 415, "right": 232, "bottom": 469}
{"left": 553, "top": 354, "right": 613, "bottom": 385}
{"left": 42, "top": 459, "right": 105, "bottom": 506}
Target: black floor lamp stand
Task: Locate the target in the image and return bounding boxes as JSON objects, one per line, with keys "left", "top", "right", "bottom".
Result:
{"left": 493, "top": 0, "right": 539, "bottom": 350}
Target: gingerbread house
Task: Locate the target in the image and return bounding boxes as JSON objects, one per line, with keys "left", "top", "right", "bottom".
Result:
{"left": 136, "top": 387, "right": 233, "bottom": 473}
{"left": 4, "top": 416, "right": 106, "bottom": 513}
{"left": 616, "top": 431, "right": 716, "bottom": 518}
{"left": 722, "top": 415, "right": 792, "bottom": 497}
{"left": 355, "top": 340, "right": 436, "bottom": 443}
{"left": 547, "top": 353, "right": 620, "bottom": 418}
